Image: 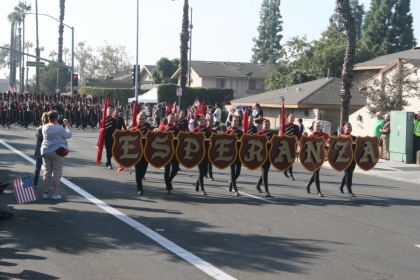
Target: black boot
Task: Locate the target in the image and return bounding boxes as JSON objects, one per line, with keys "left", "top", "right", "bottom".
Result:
{"left": 339, "top": 185, "right": 344, "bottom": 193}
{"left": 194, "top": 180, "right": 199, "bottom": 192}
{"left": 283, "top": 171, "right": 289, "bottom": 178}
{"left": 228, "top": 181, "right": 232, "bottom": 192}
{"left": 306, "top": 184, "right": 310, "bottom": 193}
{"left": 255, "top": 185, "right": 263, "bottom": 193}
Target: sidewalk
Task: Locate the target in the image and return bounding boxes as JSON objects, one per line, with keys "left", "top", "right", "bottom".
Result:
{"left": 323, "top": 159, "right": 420, "bottom": 185}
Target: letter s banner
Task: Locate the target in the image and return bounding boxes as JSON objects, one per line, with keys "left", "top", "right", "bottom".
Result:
{"left": 144, "top": 131, "right": 175, "bottom": 168}
{"left": 112, "top": 129, "right": 143, "bottom": 168}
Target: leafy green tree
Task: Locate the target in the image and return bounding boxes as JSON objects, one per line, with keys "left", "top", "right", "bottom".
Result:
{"left": 361, "top": 61, "right": 420, "bottom": 116}
{"left": 361, "top": 0, "right": 416, "bottom": 55}
{"left": 39, "top": 63, "right": 70, "bottom": 94}
{"left": 251, "top": 0, "right": 283, "bottom": 64}
{"left": 152, "top": 57, "right": 180, "bottom": 84}
{"left": 330, "top": 0, "right": 365, "bottom": 39}
{"left": 97, "top": 41, "right": 132, "bottom": 75}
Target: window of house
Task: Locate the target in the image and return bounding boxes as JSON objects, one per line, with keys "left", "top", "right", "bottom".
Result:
{"left": 217, "top": 79, "right": 226, "bottom": 88}
{"left": 249, "top": 79, "right": 264, "bottom": 90}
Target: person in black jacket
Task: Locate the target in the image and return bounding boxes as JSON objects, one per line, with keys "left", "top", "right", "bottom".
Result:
{"left": 104, "top": 106, "right": 117, "bottom": 169}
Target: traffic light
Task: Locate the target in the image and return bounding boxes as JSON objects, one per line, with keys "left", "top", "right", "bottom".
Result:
{"left": 132, "top": 65, "right": 140, "bottom": 86}
{"left": 72, "top": 74, "right": 79, "bottom": 87}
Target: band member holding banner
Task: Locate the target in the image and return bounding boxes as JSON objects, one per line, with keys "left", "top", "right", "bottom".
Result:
{"left": 279, "top": 114, "right": 301, "bottom": 180}
{"left": 338, "top": 123, "right": 357, "bottom": 197}
{"left": 132, "top": 112, "right": 152, "bottom": 195}
{"left": 246, "top": 115, "right": 258, "bottom": 134}
{"left": 193, "top": 114, "right": 211, "bottom": 195}
{"left": 305, "top": 121, "right": 329, "bottom": 197}
{"left": 256, "top": 119, "right": 273, "bottom": 197}
{"left": 105, "top": 106, "right": 117, "bottom": 169}
{"left": 206, "top": 118, "right": 217, "bottom": 180}
{"left": 160, "top": 113, "right": 179, "bottom": 194}
{"left": 226, "top": 116, "right": 243, "bottom": 196}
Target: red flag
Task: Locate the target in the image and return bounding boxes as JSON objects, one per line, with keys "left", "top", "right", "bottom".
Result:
{"left": 96, "top": 97, "right": 109, "bottom": 164}
{"left": 193, "top": 97, "right": 200, "bottom": 107}
{"left": 197, "top": 99, "right": 205, "bottom": 115}
{"left": 132, "top": 99, "right": 138, "bottom": 127}
{"left": 242, "top": 107, "right": 248, "bottom": 132}
{"left": 166, "top": 102, "right": 172, "bottom": 116}
{"left": 281, "top": 98, "right": 285, "bottom": 134}
{"left": 173, "top": 101, "right": 177, "bottom": 114}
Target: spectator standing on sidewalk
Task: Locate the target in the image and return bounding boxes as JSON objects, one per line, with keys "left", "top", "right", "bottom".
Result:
{"left": 414, "top": 111, "right": 420, "bottom": 162}
{"left": 380, "top": 114, "right": 391, "bottom": 160}
{"left": 213, "top": 103, "right": 221, "bottom": 127}
{"left": 373, "top": 112, "right": 385, "bottom": 158}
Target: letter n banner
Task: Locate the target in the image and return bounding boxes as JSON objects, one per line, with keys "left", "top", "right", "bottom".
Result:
{"left": 328, "top": 136, "right": 354, "bottom": 172}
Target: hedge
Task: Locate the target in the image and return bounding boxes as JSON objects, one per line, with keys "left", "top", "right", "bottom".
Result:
{"left": 78, "top": 87, "right": 148, "bottom": 105}
{"left": 157, "top": 84, "right": 234, "bottom": 108}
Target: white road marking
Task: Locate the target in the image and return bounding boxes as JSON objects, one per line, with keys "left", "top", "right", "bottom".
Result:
{"left": 0, "top": 139, "right": 236, "bottom": 280}
{"left": 221, "top": 187, "right": 277, "bottom": 204}
{"left": 93, "top": 146, "right": 98, "bottom": 149}
{"left": 68, "top": 139, "right": 73, "bottom": 141}
{"left": 415, "top": 245, "right": 420, "bottom": 248}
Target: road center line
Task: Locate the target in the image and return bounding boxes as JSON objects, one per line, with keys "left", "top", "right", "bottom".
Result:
{"left": 0, "top": 139, "right": 236, "bottom": 280}
{"left": 221, "top": 187, "right": 277, "bottom": 204}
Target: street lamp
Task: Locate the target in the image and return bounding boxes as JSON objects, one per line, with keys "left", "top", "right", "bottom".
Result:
{"left": 22, "top": 12, "right": 74, "bottom": 95}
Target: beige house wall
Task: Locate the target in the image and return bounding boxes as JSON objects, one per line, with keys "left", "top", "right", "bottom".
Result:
{"left": 140, "top": 71, "right": 153, "bottom": 84}
{"left": 350, "top": 64, "right": 420, "bottom": 136}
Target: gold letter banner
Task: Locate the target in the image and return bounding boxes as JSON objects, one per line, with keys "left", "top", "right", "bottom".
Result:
{"left": 175, "top": 131, "right": 206, "bottom": 169}
{"left": 239, "top": 134, "right": 268, "bottom": 170}
{"left": 208, "top": 133, "right": 238, "bottom": 170}
{"left": 144, "top": 131, "right": 175, "bottom": 169}
{"left": 112, "top": 129, "right": 143, "bottom": 168}
{"left": 354, "top": 136, "right": 379, "bottom": 171}
{"left": 269, "top": 135, "right": 297, "bottom": 172}
{"left": 328, "top": 136, "right": 354, "bottom": 172}
{"left": 299, "top": 136, "right": 325, "bottom": 172}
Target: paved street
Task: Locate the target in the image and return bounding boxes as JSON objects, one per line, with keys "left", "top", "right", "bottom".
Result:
{"left": 1, "top": 126, "right": 420, "bottom": 280}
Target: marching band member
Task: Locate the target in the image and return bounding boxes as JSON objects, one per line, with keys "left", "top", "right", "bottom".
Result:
{"left": 104, "top": 105, "right": 117, "bottom": 169}
{"left": 132, "top": 111, "right": 152, "bottom": 195}
{"left": 226, "top": 115, "right": 242, "bottom": 196}
{"left": 246, "top": 115, "right": 258, "bottom": 134}
{"left": 159, "top": 113, "right": 179, "bottom": 194}
{"left": 255, "top": 119, "right": 273, "bottom": 197}
{"left": 192, "top": 114, "right": 211, "bottom": 195}
{"left": 279, "top": 114, "right": 301, "bottom": 180}
{"left": 305, "top": 121, "right": 329, "bottom": 197}
{"left": 115, "top": 107, "right": 127, "bottom": 130}
{"left": 205, "top": 117, "right": 217, "bottom": 180}
{"left": 338, "top": 123, "right": 357, "bottom": 197}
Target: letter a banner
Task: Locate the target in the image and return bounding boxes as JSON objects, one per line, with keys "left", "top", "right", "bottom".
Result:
{"left": 299, "top": 136, "right": 325, "bottom": 172}
{"left": 175, "top": 131, "right": 206, "bottom": 169}
{"left": 208, "top": 134, "right": 238, "bottom": 170}
{"left": 144, "top": 131, "right": 175, "bottom": 169}
{"left": 239, "top": 134, "right": 268, "bottom": 170}
{"left": 328, "top": 136, "right": 354, "bottom": 172}
{"left": 354, "top": 136, "right": 379, "bottom": 171}
{"left": 112, "top": 129, "right": 143, "bottom": 168}
{"left": 269, "top": 135, "right": 297, "bottom": 171}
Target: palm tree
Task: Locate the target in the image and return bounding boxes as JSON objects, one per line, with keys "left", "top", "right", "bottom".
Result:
{"left": 7, "top": 11, "right": 20, "bottom": 90}
{"left": 179, "top": 0, "right": 189, "bottom": 110}
{"left": 336, "top": 0, "right": 356, "bottom": 132}
{"left": 57, "top": 0, "right": 66, "bottom": 92}
{"left": 24, "top": 41, "right": 33, "bottom": 87}
{"left": 14, "top": 1, "right": 32, "bottom": 92}
{"left": 49, "top": 50, "right": 57, "bottom": 61}
{"left": 35, "top": 0, "right": 40, "bottom": 93}
{"left": 63, "top": 47, "right": 69, "bottom": 64}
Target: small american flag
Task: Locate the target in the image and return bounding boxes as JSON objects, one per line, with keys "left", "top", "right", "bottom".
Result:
{"left": 193, "top": 97, "right": 201, "bottom": 107}
{"left": 12, "top": 176, "right": 38, "bottom": 204}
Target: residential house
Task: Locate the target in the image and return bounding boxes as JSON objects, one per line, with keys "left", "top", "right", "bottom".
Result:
{"left": 171, "top": 60, "right": 272, "bottom": 99}
{"left": 84, "top": 71, "right": 133, "bottom": 88}
{"left": 139, "top": 65, "right": 155, "bottom": 84}
{"left": 349, "top": 58, "right": 420, "bottom": 136}
{"left": 229, "top": 77, "right": 366, "bottom": 133}
{"left": 0, "top": 79, "right": 10, "bottom": 93}
{"left": 353, "top": 46, "right": 420, "bottom": 85}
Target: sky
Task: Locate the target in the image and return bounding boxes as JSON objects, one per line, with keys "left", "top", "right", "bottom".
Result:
{"left": 1, "top": 0, "right": 419, "bottom": 79}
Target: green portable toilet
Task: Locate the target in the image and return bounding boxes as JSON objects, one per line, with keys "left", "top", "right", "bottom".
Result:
{"left": 389, "top": 111, "right": 415, "bottom": 163}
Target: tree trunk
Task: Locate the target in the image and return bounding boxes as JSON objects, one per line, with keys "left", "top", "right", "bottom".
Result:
{"left": 35, "top": 0, "right": 40, "bottom": 94}
{"left": 9, "top": 22, "right": 14, "bottom": 89}
{"left": 57, "top": 0, "right": 65, "bottom": 92}
{"left": 336, "top": 0, "right": 356, "bottom": 132}
{"left": 179, "top": 0, "right": 189, "bottom": 111}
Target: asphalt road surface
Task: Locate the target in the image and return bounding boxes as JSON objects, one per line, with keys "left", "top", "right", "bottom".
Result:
{"left": 1, "top": 127, "right": 419, "bottom": 280}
